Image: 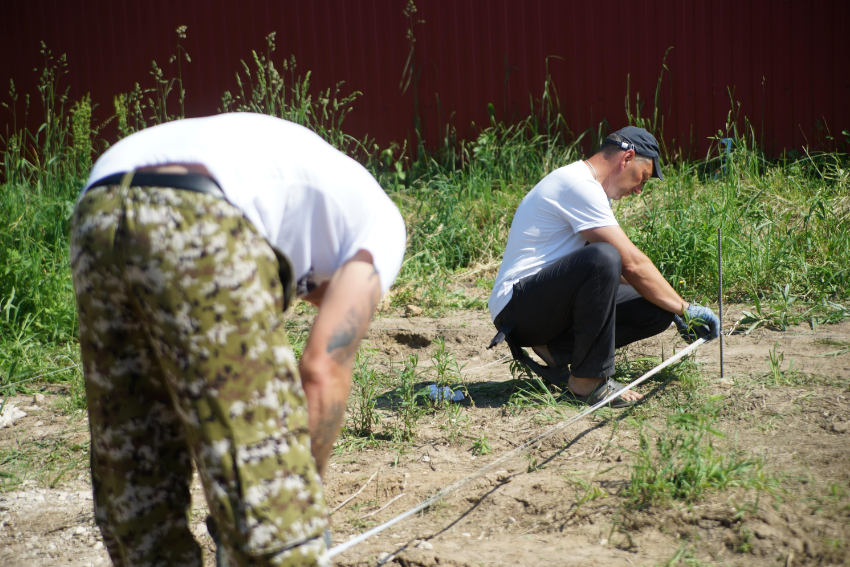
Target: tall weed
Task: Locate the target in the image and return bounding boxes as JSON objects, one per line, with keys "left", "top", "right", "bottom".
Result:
{"left": 2, "top": 30, "right": 849, "bottom": 395}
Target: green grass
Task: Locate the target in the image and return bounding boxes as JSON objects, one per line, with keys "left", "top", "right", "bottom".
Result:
{"left": 656, "top": 545, "right": 711, "bottom": 567}
{"left": 621, "top": 404, "right": 780, "bottom": 509}
{"left": 0, "top": 428, "right": 90, "bottom": 489}
{"left": 1, "top": 32, "right": 848, "bottom": 468}
{"left": 347, "top": 351, "right": 384, "bottom": 437}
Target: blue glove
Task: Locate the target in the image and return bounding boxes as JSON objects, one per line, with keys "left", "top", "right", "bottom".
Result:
{"left": 672, "top": 303, "right": 720, "bottom": 342}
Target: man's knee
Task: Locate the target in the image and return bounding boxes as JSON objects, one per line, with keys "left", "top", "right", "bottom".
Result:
{"left": 584, "top": 242, "right": 621, "bottom": 279}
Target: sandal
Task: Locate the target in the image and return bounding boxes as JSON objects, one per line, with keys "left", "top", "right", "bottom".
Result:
{"left": 570, "top": 377, "right": 639, "bottom": 409}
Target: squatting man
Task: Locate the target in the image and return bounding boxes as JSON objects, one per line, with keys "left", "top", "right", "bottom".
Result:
{"left": 70, "top": 113, "right": 405, "bottom": 566}
{"left": 488, "top": 126, "right": 719, "bottom": 407}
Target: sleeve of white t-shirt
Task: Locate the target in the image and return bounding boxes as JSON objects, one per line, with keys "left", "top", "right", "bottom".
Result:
{"left": 343, "top": 207, "right": 407, "bottom": 296}
{"left": 323, "top": 183, "right": 407, "bottom": 297}
{"left": 555, "top": 179, "right": 618, "bottom": 232}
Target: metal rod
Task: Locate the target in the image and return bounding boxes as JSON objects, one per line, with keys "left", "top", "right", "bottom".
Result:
{"left": 718, "top": 227, "right": 724, "bottom": 379}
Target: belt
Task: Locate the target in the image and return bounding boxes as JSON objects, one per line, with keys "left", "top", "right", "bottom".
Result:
{"left": 87, "top": 170, "right": 296, "bottom": 313}
{"left": 88, "top": 171, "right": 224, "bottom": 197}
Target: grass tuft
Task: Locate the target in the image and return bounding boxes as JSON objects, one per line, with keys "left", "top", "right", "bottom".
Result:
{"left": 623, "top": 405, "right": 780, "bottom": 509}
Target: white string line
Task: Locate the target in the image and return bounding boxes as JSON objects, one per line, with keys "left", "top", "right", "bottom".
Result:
{"left": 463, "top": 355, "right": 510, "bottom": 372}
{"left": 285, "top": 326, "right": 478, "bottom": 331}
{"left": 0, "top": 355, "right": 502, "bottom": 395}
{"left": 330, "top": 470, "right": 379, "bottom": 515}
{"left": 326, "top": 338, "right": 707, "bottom": 558}
{"left": 358, "top": 493, "right": 407, "bottom": 520}
{"left": 285, "top": 324, "right": 850, "bottom": 339}
{"left": 745, "top": 333, "right": 850, "bottom": 338}
{"left": 1, "top": 363, "right": 82, "bottom": 391}
{"left": 4, "top": 356, "right": 505, "bottom": 393}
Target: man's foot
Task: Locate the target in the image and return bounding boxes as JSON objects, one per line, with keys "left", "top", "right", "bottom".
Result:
{"left": 568, "top": 375, "right": 644, "bottom": 403}
{"left": 566, "top": 377, "right": 642, "bottom": 408}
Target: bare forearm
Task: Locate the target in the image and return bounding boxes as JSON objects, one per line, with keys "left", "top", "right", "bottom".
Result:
{"left": 299, "top": 251, "right": 381, "bottom": 478}
{"left": 581, "top": 225, "right": 688, "bottom": 315}
{"left": 300, "top": 365, "right": 349, "bottom": 478}
{"left": 623, "top": 253, "right": 688, "bottom": 314}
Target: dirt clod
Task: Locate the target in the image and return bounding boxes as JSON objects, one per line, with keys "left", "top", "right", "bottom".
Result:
{"left": 405, "top": 305, "right": 423, "bottom": 317}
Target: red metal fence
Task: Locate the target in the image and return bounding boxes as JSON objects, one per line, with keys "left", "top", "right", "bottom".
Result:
{"left": 2, "top": 0, "right": 847, "bottom": 158}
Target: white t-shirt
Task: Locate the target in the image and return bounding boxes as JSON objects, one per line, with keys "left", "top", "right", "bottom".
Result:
{"left": 84, "top": 113, "right": 406, "bottom": 295}
{"left": 488, "top": 161, "right": 640, "bottom": 321}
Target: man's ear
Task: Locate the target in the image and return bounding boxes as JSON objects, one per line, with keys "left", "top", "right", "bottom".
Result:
{"left": 616, "top": 149, "right": 634, "bottom": 172}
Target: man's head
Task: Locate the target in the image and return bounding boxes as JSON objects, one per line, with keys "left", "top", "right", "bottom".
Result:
{"left": 597, "top": 126, "right": 663, "bottom": 200}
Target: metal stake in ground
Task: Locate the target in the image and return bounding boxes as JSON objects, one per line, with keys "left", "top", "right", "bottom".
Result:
{"left": 718, "top": 227, "right": 724, "bottom": 379}
{"left": 325, "top": 337, "right": 708, "bottom": 559}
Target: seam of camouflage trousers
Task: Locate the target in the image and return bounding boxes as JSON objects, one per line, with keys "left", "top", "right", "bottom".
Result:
{"left": 70, "top": 185, "right": 329, "bottom": 566}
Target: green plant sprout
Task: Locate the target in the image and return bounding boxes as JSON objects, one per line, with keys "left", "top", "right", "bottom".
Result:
{"left": 428, "top": 337, "right": 468, "bottom": 406}
{"left": 348, "top": 352, "right": 382, "bottom": 437}
{"left": 765, "top": 342, "right": 798, "bottom": 385}
{"left": 470, "top": 435, "right": 492, "bottom": 456}
{"left": 440, "top": 401, "right": 469, "bottom": 444}
{"left": 392, "top": 354, "right": 427, "bottom": 443}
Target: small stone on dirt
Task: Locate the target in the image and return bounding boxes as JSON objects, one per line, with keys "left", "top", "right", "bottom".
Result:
{"left": 462, "top": 532, "right": 471, "bottom": 537}
{"left": 405, "top": 305, "right": 423, "bottom": 317}
{"left": 376, "top": 551, "right": 395, "bottom": 564}
{"left": 0, "top": 404, "right": 27, "bottom": 428}
{"left": 413, "top": 540, "right": 433, "bottom": 550}
{"left": 832, "top": 421, "right": 850, "bottom": 433}
{"left": 507, "top": 517, "right": 516, "bottom": 524}
{"left": 33, "top": 393, "right": 45, "bottom": 404}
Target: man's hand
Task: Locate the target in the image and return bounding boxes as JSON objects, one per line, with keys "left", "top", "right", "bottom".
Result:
{"left": 299, "top": 250, "right": 381, "bottom": 478}
{"left": 673, "top": 303, "right": 720, "bottom": 342}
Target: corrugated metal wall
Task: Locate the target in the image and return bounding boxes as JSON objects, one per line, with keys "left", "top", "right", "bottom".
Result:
{"left": 2, "top": 0, "right": 847, "bottom": 158}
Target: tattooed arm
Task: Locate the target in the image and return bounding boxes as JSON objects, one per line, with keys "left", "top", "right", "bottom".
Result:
{"left": 299, "top": 249, "right": 381, "bottom": 478}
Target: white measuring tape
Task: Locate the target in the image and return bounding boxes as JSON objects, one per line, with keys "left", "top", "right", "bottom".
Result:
{"left": 326, "top": 337, "right": 707, "bottom": 558}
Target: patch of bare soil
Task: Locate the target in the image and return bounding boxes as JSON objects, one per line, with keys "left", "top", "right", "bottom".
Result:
{"left": 1, "top": 305, "right": 848, "bottom": 566}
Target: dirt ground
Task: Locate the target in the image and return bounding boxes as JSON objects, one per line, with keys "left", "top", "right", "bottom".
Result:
{"left": 1, "top": 305, "right": 848, "bottom": 567}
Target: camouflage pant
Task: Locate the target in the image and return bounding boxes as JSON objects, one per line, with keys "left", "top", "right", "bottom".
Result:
{"left": 70, "top": 185, "right": 329, "bottom": 567}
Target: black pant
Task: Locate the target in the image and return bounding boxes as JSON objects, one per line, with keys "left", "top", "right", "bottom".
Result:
{"left": 494, "top": 243, "right": 674, "bottom": 378}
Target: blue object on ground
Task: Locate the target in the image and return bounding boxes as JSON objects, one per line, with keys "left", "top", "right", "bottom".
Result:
{"left": 428, "top": 385, "right": 464, "bottom": 402}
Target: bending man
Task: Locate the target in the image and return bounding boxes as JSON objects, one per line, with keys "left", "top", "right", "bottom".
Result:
{"left": 488, "top": 126, "right": 717, "bottom": 408}
{"left": 70, "top": 113, "right": 406, "bottom": 566}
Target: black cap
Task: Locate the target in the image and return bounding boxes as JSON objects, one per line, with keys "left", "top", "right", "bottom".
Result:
{"left": 602, "top": 126, "right": 664, "bottom": 181}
